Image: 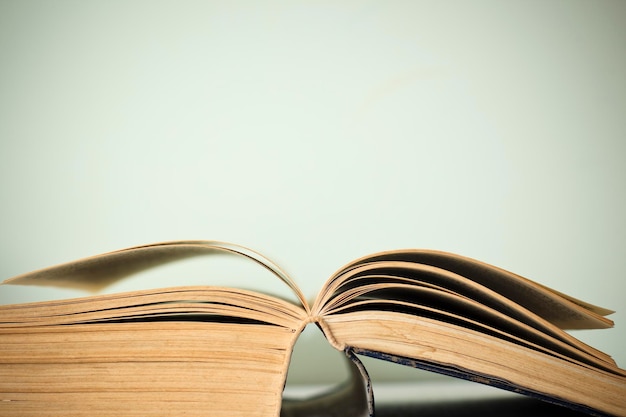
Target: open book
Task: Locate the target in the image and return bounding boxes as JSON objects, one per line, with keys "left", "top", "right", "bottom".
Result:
{"left": 1, "top": 240, "right": 624, "bottom": 417}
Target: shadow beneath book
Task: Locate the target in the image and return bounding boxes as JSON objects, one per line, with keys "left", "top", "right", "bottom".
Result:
{"left": 376, "top": 396, "right": 590, "bottom": 417}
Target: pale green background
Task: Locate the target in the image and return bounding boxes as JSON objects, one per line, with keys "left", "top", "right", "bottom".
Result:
{"left": 1, "top": 0, "right": 625, "bottom": 385}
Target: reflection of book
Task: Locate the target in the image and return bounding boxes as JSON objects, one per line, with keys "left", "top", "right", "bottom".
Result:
{"left": 1, "top": 240, "right": 624, "bottom": 417}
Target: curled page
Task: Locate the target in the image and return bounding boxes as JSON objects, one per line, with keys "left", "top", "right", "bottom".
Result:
{"left": 2, "top": 240, "right": 310, "bottom": 314}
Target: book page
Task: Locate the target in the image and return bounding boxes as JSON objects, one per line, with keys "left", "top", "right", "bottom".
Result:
{"left": 315, "top": 253, "right": 619, "bottom": 370}
{"left": 0, "top": 286, "right": 307, "bottom": 329}
{"left": 2, "top": 240, "right": 311, "bottom": 314}
{"left": 317, "top": 249, "right": 613, "bottom": 329}
{"left": 322, "top": 311, "right": 626, "bottom": 417}
{"left": 0, "top": 321, "right": 299, "bottom": 417}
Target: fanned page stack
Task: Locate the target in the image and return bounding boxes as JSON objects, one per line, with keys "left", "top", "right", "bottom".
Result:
{"left": 1, "top": 241, "right": 625, "bottom": 417}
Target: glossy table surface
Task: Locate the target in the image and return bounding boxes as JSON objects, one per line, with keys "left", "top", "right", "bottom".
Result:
{"left": 285, "top": 379, "right": 591, "bottom": 417}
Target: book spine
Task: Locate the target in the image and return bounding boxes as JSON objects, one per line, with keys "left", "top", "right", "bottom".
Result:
{"left": 345, "top": 347, "right": 375, "bottom": 417}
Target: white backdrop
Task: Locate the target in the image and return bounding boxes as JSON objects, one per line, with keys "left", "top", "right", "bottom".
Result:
{"left": 1, "top": 1, "right": 625, "bottom": 384}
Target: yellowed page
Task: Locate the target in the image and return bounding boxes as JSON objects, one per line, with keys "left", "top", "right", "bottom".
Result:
{"left": 3, "top": 240, "right": 310, "bottom": 314}
{"left": 0, "top": 321, "right": 300, "bottom": 417}
{"left": 323, "top": 311, "right": 626, "bottom": 417}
